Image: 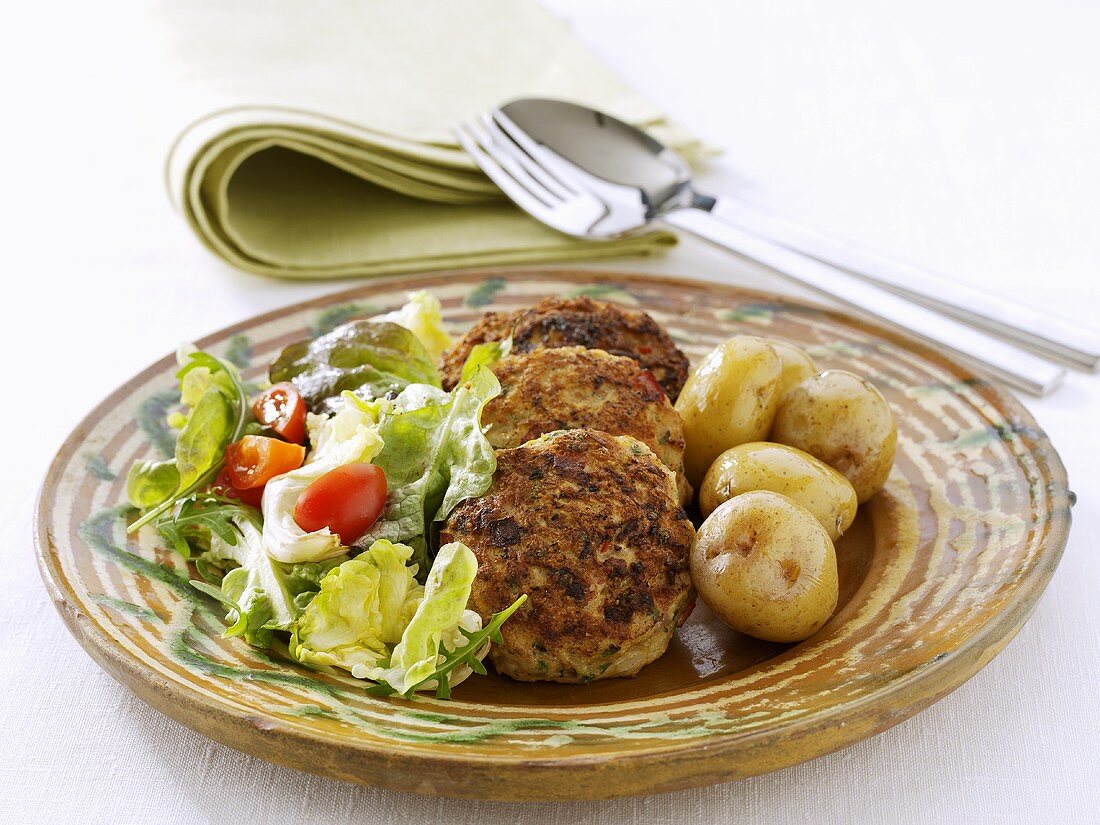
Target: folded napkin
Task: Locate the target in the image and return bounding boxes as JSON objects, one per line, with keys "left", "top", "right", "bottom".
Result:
{"left": 159, "top": 0, "right": 707, "bottom": 280}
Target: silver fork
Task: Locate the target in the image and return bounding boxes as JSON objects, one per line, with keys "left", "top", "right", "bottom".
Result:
{"left": 454, "top": 115, "right": 610, "bottom": 235}
{"left": 454, "top": 109, "right": 1068, "bottom": 395}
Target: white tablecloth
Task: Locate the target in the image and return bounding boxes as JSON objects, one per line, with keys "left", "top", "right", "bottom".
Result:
{"left": 4, "top": 1, "right": 1098, "bottom": 822}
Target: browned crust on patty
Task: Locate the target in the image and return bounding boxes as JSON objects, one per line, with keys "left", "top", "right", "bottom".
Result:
{"left": 483, "top": 346, "right": 690, "bottom": 502}
{"left": 440, "top": 296, "right": 689, "bottom": 399}
{"left": 440, "top": 430, "right": 695, "bottom": 683}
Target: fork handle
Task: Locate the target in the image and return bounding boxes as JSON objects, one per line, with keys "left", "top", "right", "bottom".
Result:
{"left": 701, "top": 198, "right": 1100, "bottom": 371}
{"left": 663, "top": 208, "right": 1065, "bottom": 395}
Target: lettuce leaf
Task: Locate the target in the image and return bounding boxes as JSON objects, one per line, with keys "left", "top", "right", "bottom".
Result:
{"left": 127, "top": 351, "right": 249, "bottom": 531}
{"left": 371, "top": 290, "right": 453, "bottom": 363}
{"left": 353, "top": 363, "right": 500, "bottom": 572}
{"left": 261, "top": 393, "right": 385, "bottom": 563}
{"left": 285, "top": 558, "right": 346, "bottom": 611}
{"left": 270, "top": 320, "right": 440, "bottom": 415}
{"left": 368, "top": 539, "right": 425, "bottom": 643}
{"left": 290, "top": 539, "right": 424, "bottom": 677}
{"left": 126, "top": 459, "right": 180, "bottom": 509}
{"left": 194, "top": 513, "right": 298, "bottom": 648}
{"left": 379, "top": 542, "right": 480, "bottom": 693}
{"left": 285, "top": 559, "right": 344, "bottom": 596}
{"left": 368, "top": 594, "right": 527, "bottom": 700}
{"left": 174, "top": 388, "right": 234, "bottom": 489}
{"left": 291, "top": 539, "right": 492, "bottom": 696}
{"left": 458, "top": 338, "right": 510, "bottom": 385}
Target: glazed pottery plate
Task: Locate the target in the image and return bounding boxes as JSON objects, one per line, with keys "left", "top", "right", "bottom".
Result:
{"left": 36, "top": 269, "right": 1071, "bottom": 800}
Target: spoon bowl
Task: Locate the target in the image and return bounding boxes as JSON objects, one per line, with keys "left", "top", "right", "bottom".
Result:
{"left": 499, "top": 98, "right": 695, "bottom": 218}
{"left": 454, "top": 97, "right": 1080, "bottom": 393}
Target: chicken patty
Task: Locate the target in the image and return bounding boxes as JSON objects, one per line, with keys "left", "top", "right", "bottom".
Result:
{"left": 482, "top": 346, "right": 691, "bottom": 503}
{"left": 441, "top": 429, "right": 695, "bottom": 683}
{"left": 440, "top": 296, "right": 689, "bottom": 399}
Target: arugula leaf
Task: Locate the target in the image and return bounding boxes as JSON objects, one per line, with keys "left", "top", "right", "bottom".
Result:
{"left": 195, "top": 554, "right": 229, "bottom": 587}
{"left": 270, "top": 320, "right": 440, "bottom": 415}
{"left": 367, "top": 594, "right": 527, "bottom": 700}
{"left": 189, "top": 578, "right": 241, "bottom": 611}
{"left": 188, "top": 512, "right": 297, "bottom": 647}
{"left": 127, "top": 352, "right": 250, "bottom": 532}
{"left": 156, "top": 495, "right": 260, "bottom": 558}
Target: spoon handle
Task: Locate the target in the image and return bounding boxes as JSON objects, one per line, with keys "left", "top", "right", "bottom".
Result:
{"left": 702, "top": 198, "right": 1100, "bottom": 371}
{"left": 663, "top": 208, "right": 1065, "bottom": 395}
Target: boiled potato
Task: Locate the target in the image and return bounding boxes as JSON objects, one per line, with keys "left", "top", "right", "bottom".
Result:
{"left": 675, "top": 336, "right": 782, "bottom": 486}
{"left": 771, "top": 370, "right": 897, "bottom": 503}
{"left": 691, "top": 491, "right": 838, "bottom": 643}
{"left": 765, "top": 339, "right": 817, "bottom": 400}
{"left": 699, "top": 442, "right": 858, "bottom": 540}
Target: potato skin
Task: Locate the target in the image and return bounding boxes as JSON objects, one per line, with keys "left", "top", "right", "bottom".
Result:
{"left": 766, "top": 339, "right": 817, "bottom": 400}
{"left": 675, "top": 336, "right": 782, "bottom": 487}
{"left": 771, "top": 370, "right": 897, "bottom": 503}
{"left": 699, "top": 442, "right": 858, "bottom": 540}
{"left": 691, "top": 491, "right": 838, "bottom": 643}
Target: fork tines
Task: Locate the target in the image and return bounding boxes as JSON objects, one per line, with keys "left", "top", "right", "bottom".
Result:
{"left": 454, "top": 111, "right": 606, "bottom": 235}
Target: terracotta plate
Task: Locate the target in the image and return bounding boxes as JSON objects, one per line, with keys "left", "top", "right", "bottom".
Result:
{"left": 36, "top": 269, "right": 1072, "bottom": 800}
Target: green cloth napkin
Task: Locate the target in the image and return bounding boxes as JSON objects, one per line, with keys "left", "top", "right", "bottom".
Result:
{"left": 161, "top": 0, "right": 708, "bottom": 280}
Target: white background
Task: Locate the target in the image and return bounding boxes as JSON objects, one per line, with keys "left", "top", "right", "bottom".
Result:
{"left": 3, "top": 1, "right": 1098, "bottom": 822}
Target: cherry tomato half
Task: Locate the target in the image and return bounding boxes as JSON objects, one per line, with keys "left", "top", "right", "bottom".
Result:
{"left": 211, "top": 466, "right": 264, "bottom": 507}
{"left": 252, "top": 382, "right": 308, "bottom": 444}
{"left": 293, "top": 463, "right": 388, "bottom": 546}
{"left": 225, "top": 435, "right": 306, "bottom": 490}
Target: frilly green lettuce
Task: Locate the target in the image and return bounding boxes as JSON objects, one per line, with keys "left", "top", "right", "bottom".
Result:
{"left": 291, "top": 540, "right": 489, "bottom": 694}
{"left": 291, "top": 539, "right": 425, "bottom": 678}
{"left": 354, "top": 363, "right": 501, "bottom": 572}
{"left": 372, "top": 290, "right": 453, "bottom": 364}
{"left": 458, "top": 338, "right": 511, "bottom": 384}
{"left": 368, "top": 539, "right": 426, "bottom": 643}
{"left": 378, "top": 542, "right": 481, "bottom": 693}
{"left": 291, "top": 560, "right": 386, "bottom": 676}
{"left": 261, "top": 393, "right": 385, "bottom": 563}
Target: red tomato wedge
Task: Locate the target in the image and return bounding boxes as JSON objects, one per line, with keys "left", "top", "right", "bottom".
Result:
{"left": 293, "top": 463, "right": 388, "bottom": 546}
{"left": 225, "top": 435, "right": 306, "bottom": 490}
{"left": 252, "top": 382, "right": 308, "bottom": 444}
{"left": 211, "top": 466, "right": 264, "bottom": 507}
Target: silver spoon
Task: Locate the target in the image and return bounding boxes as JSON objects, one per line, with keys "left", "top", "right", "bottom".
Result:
{"left": 456, "top": 99, "right": 1082, "bottom": 394}
{"left": 495, "top": 99, "right": 1099, "bottom": 372}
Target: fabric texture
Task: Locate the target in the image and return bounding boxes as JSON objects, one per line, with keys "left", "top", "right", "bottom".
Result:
{"left": 162, "top": 0, "right": 708, "bottom": 279}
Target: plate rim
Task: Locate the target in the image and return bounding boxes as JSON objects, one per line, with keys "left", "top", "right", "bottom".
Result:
{"left": 35, "top": 266, "right": 1072, "bottom": 800}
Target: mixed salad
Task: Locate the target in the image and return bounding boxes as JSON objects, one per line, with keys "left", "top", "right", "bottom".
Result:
{"left": 125, "top": 292, "right": 525, "bottom": 699}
